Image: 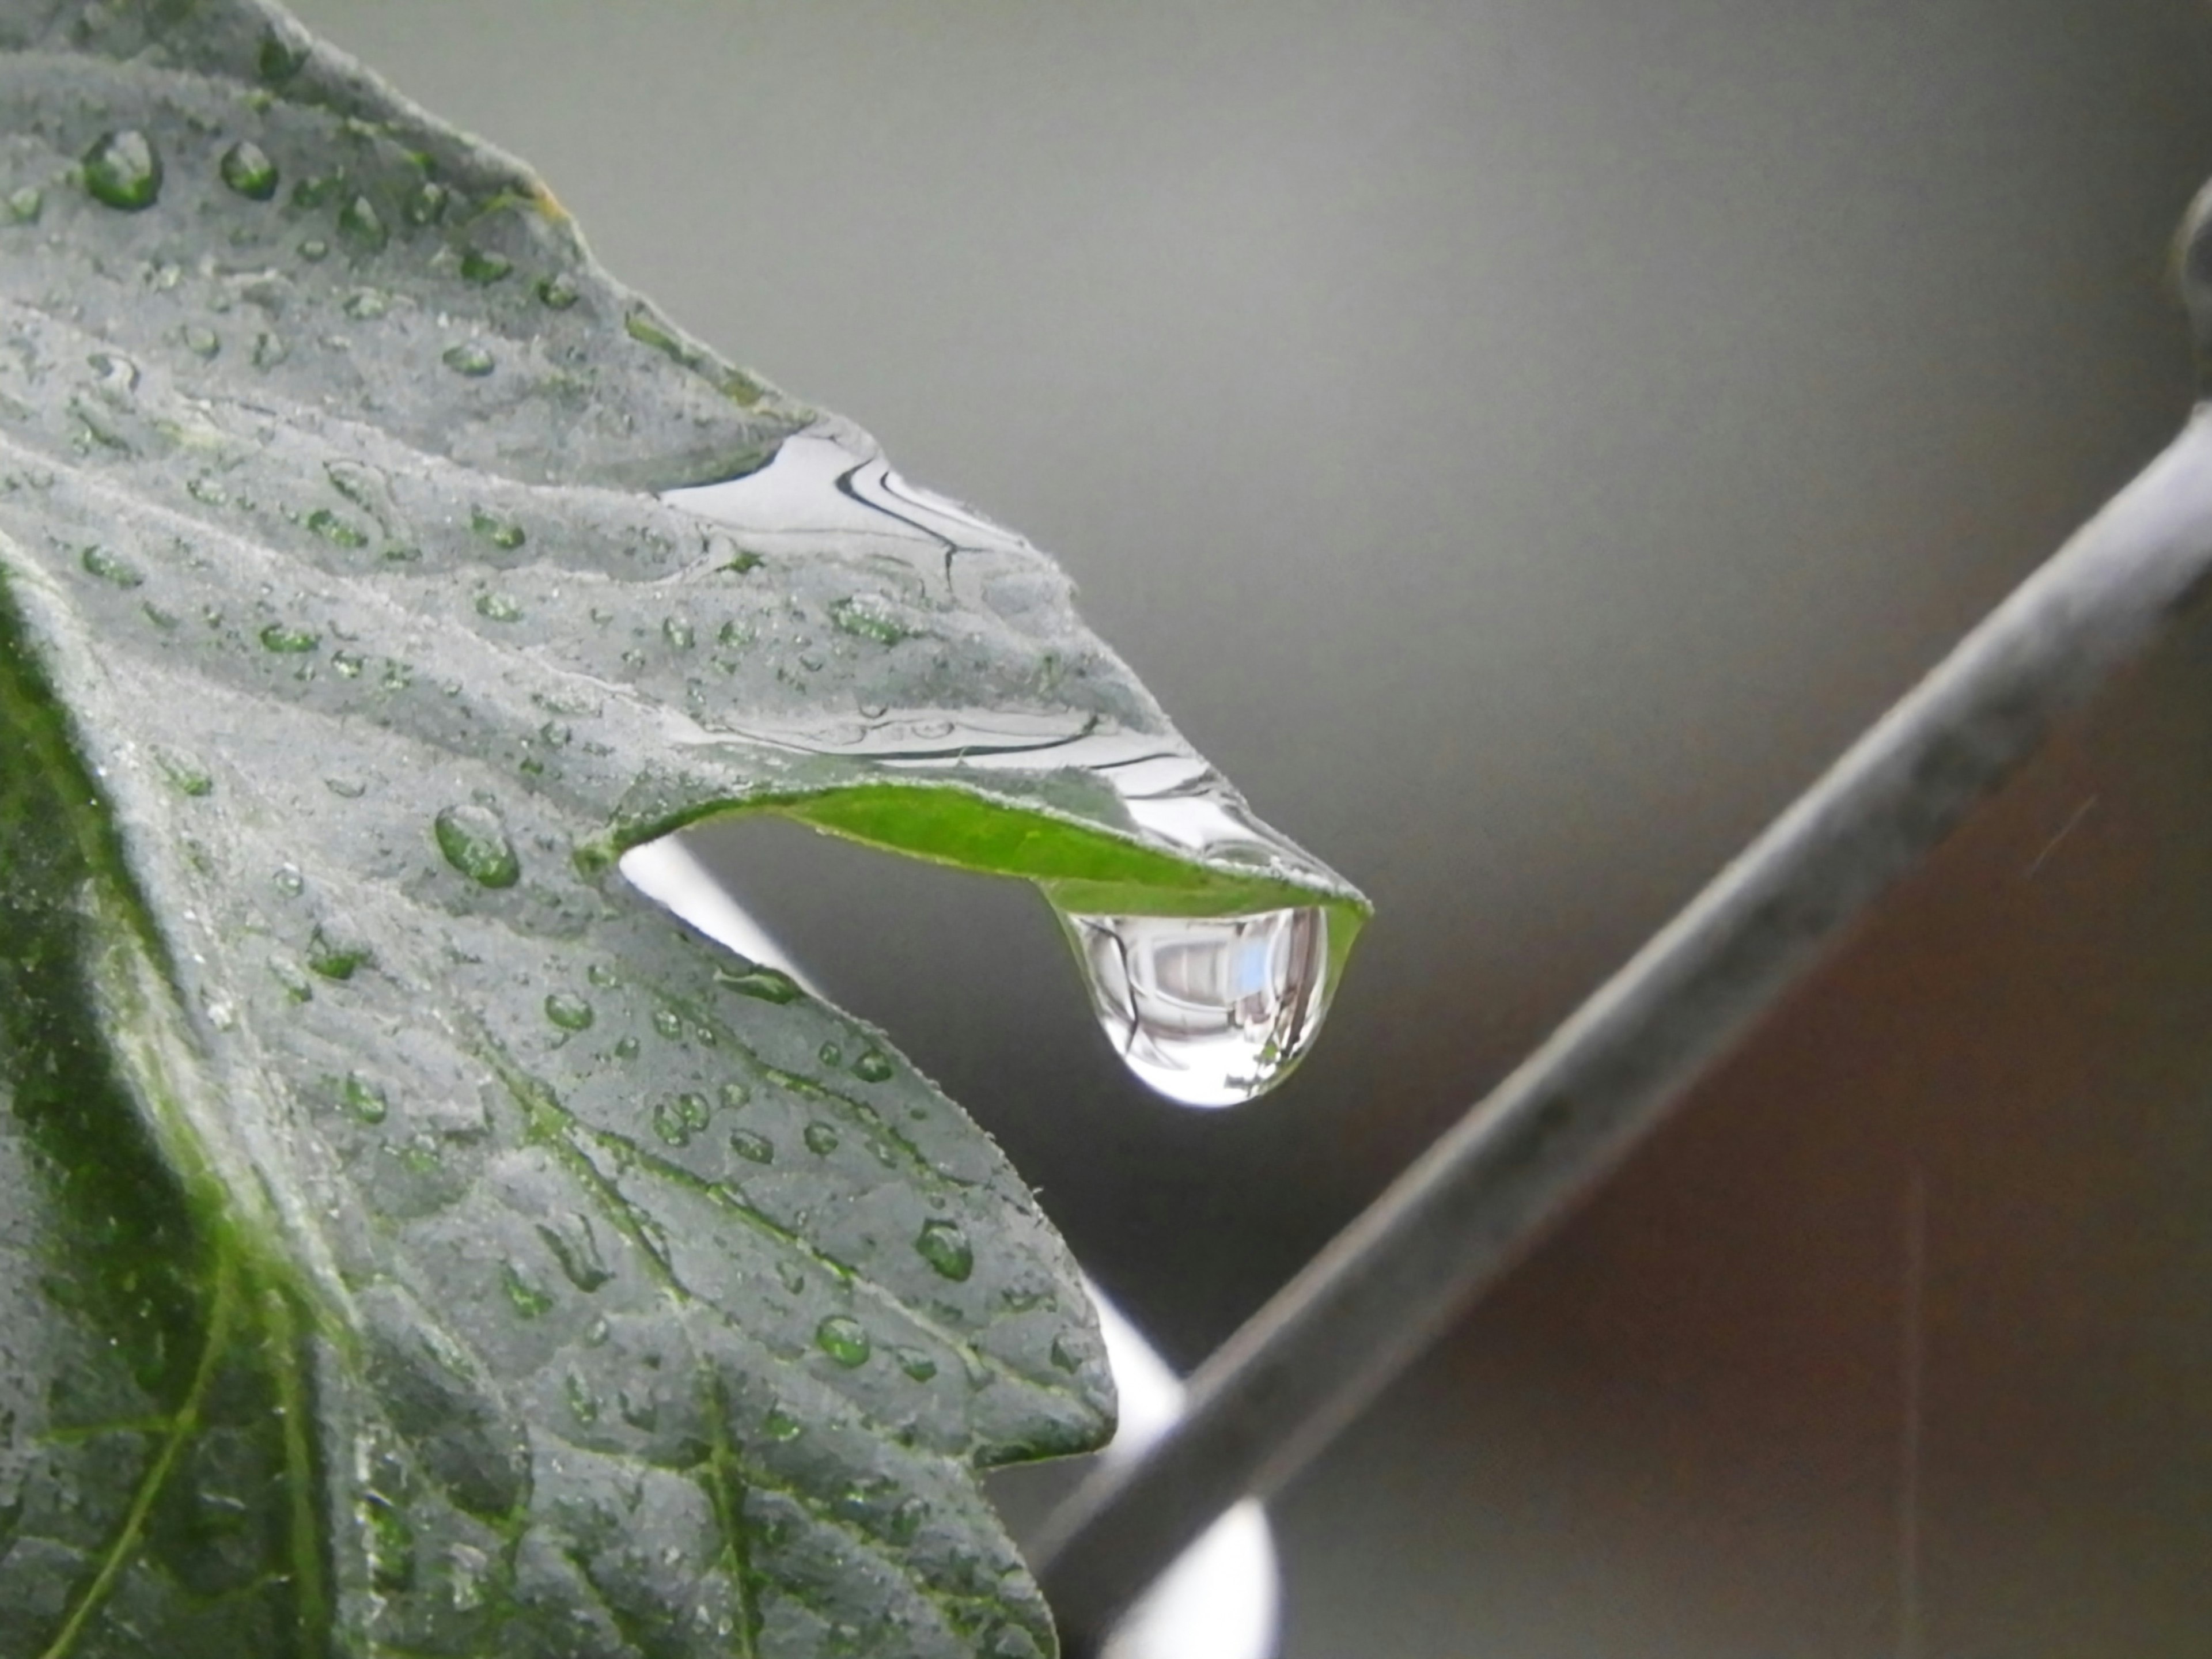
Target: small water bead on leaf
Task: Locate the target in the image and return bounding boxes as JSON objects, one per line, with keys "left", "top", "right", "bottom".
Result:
{"left": 662, "top": 615, "right": 694, "bottom": 651}
{"left": 459, "top": 248, "right": 511, "bottom": 285}
{"left": 893, "top": 1347, "right": 938, "bottom": 1382}
{"left": 852, "top": 1048, "right": 893, "bottom": 1084}
{"left": 432, "top": 804, "right": 521, "bottom": 888}
{"left": 612, "top": 1035, "right": 641, "bottom": 1061}
{"left": 337, "top": 194, "right": 388, "bottom": 251}
{"left": 258, "top": 622, "right": 319, "bottom": 653}
{"left": 181, "top": 324, "right": 220, "bottom": 358}
{"left": 802, "top": 1122, "right": 840, "bottom": 1157}
{"left": 258, "top": 27, "right": 309, "bottom": 84}
{"left": 564, "top": 1373, "right": 600, "bottom": 1425}
{"left": 719, "top": 1081, "right": 749, "bottom": 1112}
{"left": 1059, "top": 904, "right": 1338, "bottom": 1108}
{"left": 155, "top": 748, "right": 214, "bottom": 797}
{"left": 290, "top": 172, "right": 343, "bottom": 210}
{"left": 501, "top": 1263, "right": 554, "bottom": 1319}
{"left": 306, "top": 927, "right": 369, "bottom": 980}
{"left": 537, "top": 1217, "right": 613, "bottom": 1292}
{"left": 79, "top": 544, "right": 142, "bottom": 588}
{"left": 297, "top": 237, "right": 329, "bottom": 263}
{"left": 914, "top": 1220, "right": 974, "bottom": 1283}
{"left": 815, "top": 1315, "right": 871, "bottom": 1368}
{"left": 650, "top": 1007, "right": 684, "bottom": 1041}
{"left": 252, "top": 332, "right": 289, "bottom": 370}
{"left": 274, "top": 863, "right": 306, "bottom": 897}
{"left": 817, "top": 1041, "right": 842, "bottom": 1069}
{"left": 6, "top": 185, "right": 40, "bottom": 223}
{"left": 341, "top": 1073, "right": 389, "bottom": 1124}
{"left": 729, "top": 1129, "right": 774, "bottom": 1165}
{"left": 827, "top": 594, "right": 915, "bottom": 646}
{"left": 536, "top": 272, "right": 579, "bottom": 309}
{"left": 469, "top": 507, "right": 524, "bottom": 549}
{"left": 306, "top": 508, "right": 368, "bottom": 548}
{"left": 341, "top": 287, "right": 389, "bottom": 320}
{"left": 82, "top": 130, "right": 162, "bottom": 210}
{"left": 714, "top": 961, "right": 801, "bottom": 1004}
{"left": 217, "top": 140, "right": 279, "bottom": 200}
{"left": 474, "top": 590, "right": 522, "bottom": 622}
{"left": 543, "top": 991, "right": 594, "bottom": 1031}
{"left": 402, "top": 179, "right": 448, "bottom": 226}
{"left": 442, "top": 342, "right": 495, "bottom": 377}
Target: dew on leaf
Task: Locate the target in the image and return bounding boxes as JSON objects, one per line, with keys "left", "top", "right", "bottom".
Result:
{"left": 537, "top": 1217, "right": 613, "bottom": 1292}
{"left": 258, "top": 28, "right": 308, "bottom": 84}
{"left": 469, "top": 507, "right": 524, "bottom": 549}
{"left": 252, "top": 332, "right": 289, "bottom": 370}
{"left": 719, "top": 1081, "right": 750, "bottom": 1111}
{"left": 651, "top": 1100, "right": 692, "bottom": 1147}
{"left": 817, "top": 1041, "right": 843, "bottom": 1069}
{"left": 331, "top": 652, "right": 365, "bottom": 681}
{"left": 6, "top": 185, "right": 40, "bottom": 223}
{"left": 893, "top": 1347, "right": 938, "bottom": 1382}
{"left": 338, "top": 193, "right": 387, "bottom": 250}
{"left": 432, "top": 804, "right": 521, "bottom": 888}
{"left": 306, "top": 508, "right": 368, "bottom": 548}
{"left": 729, "top": 1129, "right": 774, "bottom": 1165}
{"left": 218, "top": 140, "right": 278, "bottom": 200}
{"left": 181, "top": 324, "right": 220, "bottom": 358}
{"left": 763, "top": 1406, "right": 802, "bottom": 1442}
{"left": 563, "top": 1373, "right": 600, "bottom": 1424}
{"left": 290, "top": 172, "right": 342, "bottom": 209}
{"left": 803, "top": 1122, "right": 840, "bottom": 1156}
{"left": 474, "top": 590, "right": 522, "bottom": 622}
{"left": 442, "top": 342, "right": 495, "bottom": 377}
{"left": 306, "top": 929, "right": 369, "bottom": 980}
{"left": 342, "top": 287, "right": 390, "bottom": 320}
{"left": 536, "top": 272, "right": 579, "bottom": 309}
{"left": 815, "top": 1316, "right": 871, "bottom": 1368}
{"left": 342, "top": 1073, "right": 389, "bottom": 1124}
{"left": 259, "top": 622, "right": 319, "bottom": 653}
{"left": 853, "top": 1047, "right": 894, "bottom": 1083}
{"left": 274, "top": 863, "right": 305, "bottom": 897}
{"left": 403, "top": 179, "right": 448, "bottom": 226}
{"left": 662, "top": 615, "right": 694, "bottom": 650}
{"left": 827, "top": 594, "right": 914, "bottom": 646}
{"left": 914, "top": 1220, "right": 974, "bottom": 1283}
{"left": 82, "top": 130, "right": 162, "bottom": 211}
{"left": 155, "top": 749, "right": 213, "bottom": 797}
{"left": 79, "top": 544, "right": 143, "bottom": 588}
{"left": 501, "top": 1262, "right": 554, "bottom": 1319}
{"left": 715, "top": 962, "right": 800, "bottom": 1004}
{"left": 651, "top": 1008, "right": 684, "bottom": 1041}
{"left": 612, "top": 1035, "right": 640, "bottom": 1061}
{"left": 459, "top": 247, "right": 511, "bottom": 284}
{"left": 544, "top": 991, "right": 594, "bottom": 1031}
{"left": 298, "top": 237, "right": 329, "bottom": 263}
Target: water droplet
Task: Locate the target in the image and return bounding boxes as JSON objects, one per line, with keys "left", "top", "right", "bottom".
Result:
{"left": 82, "top": 130, "right": 161, "bottom": 211}
{"left": 307, "top": 927, "right": 369, "bottom": 979}
{"left": 612, "top": 1035, "right": 641, "bottom": 1061}
{"left": 662, "top": 615, "right": 695, "bottom": 650}
{"left": 442, "top": 342, "right": 495, "bottom": 377}
{"left": 403, "top": 180, "right": 448, "bottom": 226}
{"left": 433, "top": 804, "right": 521, "bottom": 888}
{"left": 79, "top": 544, "right": 142, "bottom": 588}
{"left": 893, "top": 1346, "right": 938, "bottom": 1382}
{"left": 335, "top": 192, "right": 387, "bottom": 249}
{"left": 258, "top": 27, "right": 308, "bottom": 84}
{"left": 544, "top": 992, "right": 594, "bottom": 1032}
{"left": 764, "top": 1406, "right": 802, "bottom": 1441}
{"left": 1059, "top": 906, "right": 1334, "bottom": 1108}
{"left": 6, "top": 184, "right": 41, "bottom": 223}
{"left": 715, "top": 962, "right": 800, "bottom": 1004}
{"left": 815, "top": 1315, "right": 870, "bottom": 1368}
{"left": 331, "top": 653, "right": 366, "bottom": 682}
{"left": 470, "top": 508, "right": 524, "bottom": 549}
{"left": 914, "top": 1220, "right": 973, "bottom": 1282}
{"left": 274, "top": 863, "right": 305, "bottom": 897}
{"left": 501, "top": 1262, "right": 554, "bottom": 1319}
{"left": 342, "top": 286, "right": 390, "bottom": 320}
{"left": 156, "top": 749, "right": 213, "bottom": 797}
{"left": 475, "top": 590, "right": 522, "bottom": 622}
{"left": 853, "top": 1048, "right": 893, "bottom": 1083}
{"left": 290, "top": 172, "right": 341, "bottom": 209}
{"left": 181, "top": 324, "right": 220, "bottom": 358}
{"left": 252, "top": 332, "right": 289, "bottom": 370}
{"left": 307, "top": 508, "right": 368, "bottom": 548}
{"left": 651, "top": 1008, "right": 684, "bottom": 1041}
{"left": 803, "top": 1122, "right": 840, "bottom": 1156}
{"left": 719, "top": 1081, "right": 750, "bottom": 1111}
{"left": 342, "top": 1073, "right": 389, "bottom": 1124}
{"left": 564, "top": 1372, "right": 600, "bottom": 1423}
{"left": 817, "top": 1041, "right": 843, "bottom": 1069}
{"left": 827, "top": 594, "right": 914, "bottom": 646}
{"left": 218, "top": 140, "right": 278, "bottom": 200}
{"left": 459, "top": 247, "right": 511, "bottom": 284}
{"left": 536, "top": 271, "right": 579, "bottom": 309}
{"left": 537, "top": 1217, "right": 613, "bottom": 1291}
{"left": 297, "top": 237, "right": 329, "bottom": 263}
{"left": 259, "top": 622, "right": 319, "bottom": 653}
{"left": 728, "top": 1129, "right": 774, "bottom": 1165}
{"left": 650, "top": 1097, "right": 698, "bottom": 1146}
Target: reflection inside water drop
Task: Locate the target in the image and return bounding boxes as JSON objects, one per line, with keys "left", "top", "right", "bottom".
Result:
{"left": 1060, "top": 906, "right": 1331, "bottom": 1109}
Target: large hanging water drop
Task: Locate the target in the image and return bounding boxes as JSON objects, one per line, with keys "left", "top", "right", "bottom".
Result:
{"left": 1058, "top": 905, "right": 1331, "bottom": 1108}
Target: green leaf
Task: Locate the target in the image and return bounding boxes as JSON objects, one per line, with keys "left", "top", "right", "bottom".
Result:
{"left": 0, "top": 3, "right": 1366, "bottom": 1656}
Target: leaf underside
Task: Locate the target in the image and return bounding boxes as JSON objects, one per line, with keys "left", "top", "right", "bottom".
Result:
{"left": 0, "top": 3, "right": 1362, "bottom": 1657}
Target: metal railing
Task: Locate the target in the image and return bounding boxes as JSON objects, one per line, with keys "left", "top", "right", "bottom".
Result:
{"left": 1033, "top": 182, "right": 2212, "bottom": 1658}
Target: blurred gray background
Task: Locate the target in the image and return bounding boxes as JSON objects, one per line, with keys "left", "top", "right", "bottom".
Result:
{"left": 291, "top": 2, "right": 2212, "bottom": 1653}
